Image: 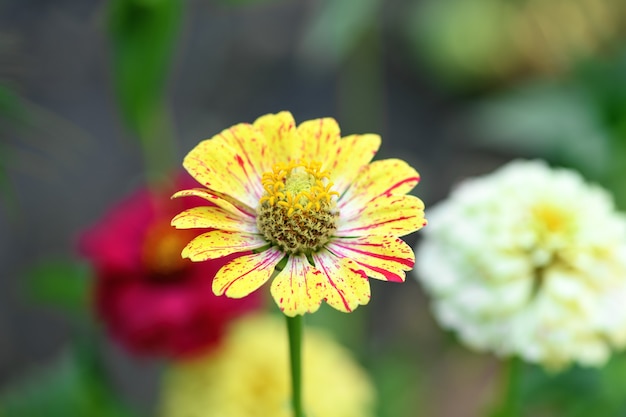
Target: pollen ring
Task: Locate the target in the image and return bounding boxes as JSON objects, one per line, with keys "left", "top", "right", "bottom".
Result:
{"left": 256, "top": 160, "right": 339, "bottom": 255}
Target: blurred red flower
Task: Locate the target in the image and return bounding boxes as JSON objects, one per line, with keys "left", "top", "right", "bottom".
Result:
{"left": 79, "top": 173, "right": 264, "bottom": 359}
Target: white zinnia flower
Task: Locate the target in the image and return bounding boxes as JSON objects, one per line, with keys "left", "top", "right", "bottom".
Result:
{"left": 414, "top": 160, "right": 626, "bottom": 370}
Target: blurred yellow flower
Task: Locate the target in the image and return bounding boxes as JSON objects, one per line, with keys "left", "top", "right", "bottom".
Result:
{"left": 159, "top": 315, "right": 376, "bottom": 417}
{"left": 172, "top": 111, "right": 426, "bottom": 316}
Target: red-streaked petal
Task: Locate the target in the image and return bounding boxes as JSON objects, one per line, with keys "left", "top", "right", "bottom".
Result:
{"left": 326, "top": 134, "right": 381, "bottom": 196}
{"left": 183, "top": 123, "right": 265, "bottom": 208}
{"left": 327, "top": 236, "right": 415, "bottom": 282}
{"left": 217, "top": 123, "right": 272, "bottom": 191}
{"left": 213, "top": 248, "right": 283, "bottom": 298}
{"left": 181, "top": 230, "right": 267, "bottom": 261}
{"left": 295, "top": 117, "right": 341, "bottom": 163}
{"left": 339, "top": 159, "right": 421, "bottom": 214}
{"left": 171, "top": 188, "right": 255, "bottom": 218}
{"left": 270, "top": 255, "right": 327, "bottom": 317}
{"left": 337, "top": 194, "right": 426, "bottom": 237}
{"left": 312, "top": 251, "right": 371, "bottom": 313}
{"left": 171, "top": 206, "right": 257, "bottom": 233}
{"left": 253, "top": 111, "right": 297, "bottom": 167}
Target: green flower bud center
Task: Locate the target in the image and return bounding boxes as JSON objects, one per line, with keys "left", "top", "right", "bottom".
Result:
{"left": 257, "top": 160, "right": 339, "bottom": 255}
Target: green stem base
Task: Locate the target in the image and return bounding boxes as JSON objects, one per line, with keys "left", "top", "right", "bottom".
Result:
{"left": 286, "top": 315, "right": 305, "bottom": 417}
{"left": 489, "top": 357, "right": 523, "bottom": 417}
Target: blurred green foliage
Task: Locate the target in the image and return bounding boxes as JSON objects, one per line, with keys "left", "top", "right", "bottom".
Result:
{"left": 408, "top": 0, "right": 512, "bottom": 88}
{"left": 299, "top": 0, "right": 380, "bottom": 70}
{"left": 107, "top": 0, "right": 184, "bottom": 179}
{"left": 216, "top": 0, "right": 280, "bottom": 5}
{"left": 25, "top": 258, "right": 92, "bottom": 315}
{"left": 470, "top": 82, "right": 610, "bottom": 177}
{"left": 108, "top": 0, "right": 182, "bottom": 136}
{"left": 469, "top": 49, "right": 626, "bottom": 207}
{"left": 370, "top": 353, "right": 423, "bottom": 417}
{"left": 0, "top": 346, "right": 137, "bottom": 417}
{"left": 0, "top": 84, "right": 26, "bottom": 206}
{"left": 484, "top": 355, "right": 626, "bottom": 417}
{"left": 519, "top": 355, "right": 626, "bottom": 416}
{"left": 0, "top": 85, "right": 25, "bottom": 124}
{"left": 7, "top": 259, "right": 137, "bottom": 417}
{"left": 408, "top": 0, "right": 626, "bottom": 89}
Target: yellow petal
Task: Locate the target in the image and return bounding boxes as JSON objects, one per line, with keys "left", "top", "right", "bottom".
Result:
{"left": 326, "top": 134, "right": 381, "bottom": 196}
{"left": 295, "top": 117, "right": 341, "bottom": 163}
{"left": 337, "top": 194, "right": 426, "bottom": 237}
{"left": 218, "top": 121, "right": 275, "bottom": 185}
{"left": 253, "top": 111, "right": 297, "bottom": 166}
{"left": 171, "top": 206, "right": 257, "bottom": 233}
{"left": 182, "top": 230, "right": 267, "bottom": 262}
{"left": 312, "top": 252, "right": 371, "bottom": 313}
{"left": 183, "top": 123, "right": 266, "bottom": 208}
{"left": 171, "top": 188, "right": 255, "bottom": 218}
{"left": 327, "top": 235, "right": 415, "bottom": 282}
{"left": 339, "top": 159, "right": 421, "bottom": 215}
{"left": 270, "top": 255, "right": 327, "bottom": 317}
{"left": 213, "top": 248, "right": 284, "bottom": 298}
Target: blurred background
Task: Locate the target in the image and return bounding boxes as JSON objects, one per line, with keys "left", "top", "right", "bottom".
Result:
{"left": 1, "top": 0, "right": 626, "bottom": 416}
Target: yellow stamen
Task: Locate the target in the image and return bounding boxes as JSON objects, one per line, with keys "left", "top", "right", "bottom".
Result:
{"left": 256, "top": 160, "right": 340, "bottom": 254}
{"left": 532, "top": 203, "right": 573, "bottom": 233}
{"left": 259, "top": 160, "right": 339, "bottom": 215}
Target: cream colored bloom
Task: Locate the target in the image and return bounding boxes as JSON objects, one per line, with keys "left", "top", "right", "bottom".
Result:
{"left": 159, "top": 315, "right": 376, "bottom": 417}
{"left": 415, "top": 160, "right": 626, "bottom": 369}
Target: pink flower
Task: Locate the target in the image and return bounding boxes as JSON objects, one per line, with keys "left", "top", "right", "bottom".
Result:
{"left": 79, "top": 173, "right": 264, "bottom": 359}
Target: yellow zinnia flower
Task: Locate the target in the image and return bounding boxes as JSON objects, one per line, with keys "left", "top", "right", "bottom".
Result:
{"left": 171, "top": 111, "right": 426, "bottom": 316}
{"left": 159, "top": 315, "right": 376, "bottom": 417}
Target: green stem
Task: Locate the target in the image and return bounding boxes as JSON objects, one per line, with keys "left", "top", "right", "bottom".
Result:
{"left": 138, "top": 101, "right": 178, "bottom": 183}
{"left": 490, "top": 357, "right": 523, "bottom": 417}
{"left": 286, "top": 314, "right": 305, "bottom": 417}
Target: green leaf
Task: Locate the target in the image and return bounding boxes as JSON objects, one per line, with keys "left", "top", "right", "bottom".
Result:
{"left": 108, "top": 0, "right": 182, "bottom": 135}
{"left": 25, "top": 259, "right": 91, "bottom": 314}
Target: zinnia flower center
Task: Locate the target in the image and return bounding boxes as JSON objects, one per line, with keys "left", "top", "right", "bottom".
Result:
{"left": 532, "top": 203, "right": 575, "bottom": 235}
{"left": 256, "top": 160, "right": 339, "bottom": 255}
{"left": 142, "top": 221, "right": 193, "bottom": 276}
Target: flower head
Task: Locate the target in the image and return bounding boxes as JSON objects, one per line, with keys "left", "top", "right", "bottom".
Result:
{"left": 415, "top": 160, "right": 626, "bottom": 369}
{"left": 79, "top": 173, "right": 264, "bottom": 358}
{"left": 159, "top": 314, "right": 376, "bottom": 417}
{"left": 172, "top": 111, "right": 426, "bottom": 316}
